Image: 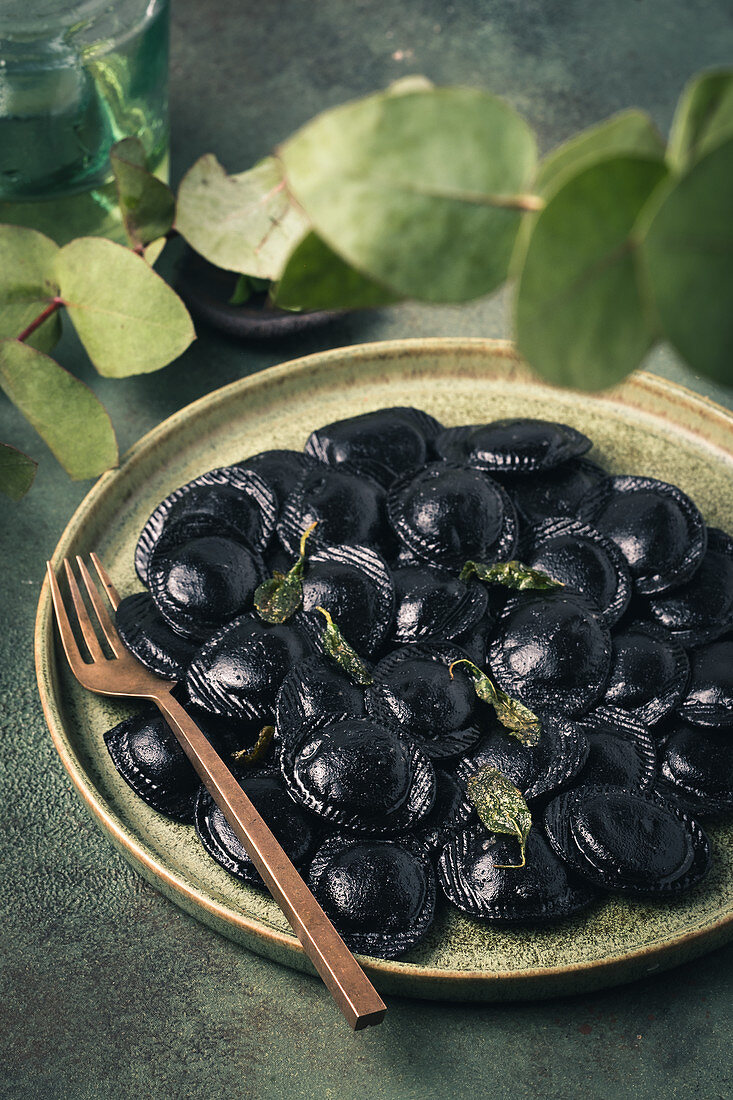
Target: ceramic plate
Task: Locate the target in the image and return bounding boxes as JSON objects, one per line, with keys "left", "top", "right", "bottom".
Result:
{"left": 36, "top": 338, "right": 733, "bottom": 1001}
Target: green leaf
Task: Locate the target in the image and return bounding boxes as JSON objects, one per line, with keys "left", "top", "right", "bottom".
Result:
{"left": 0, "top": 340, "right": 118, "bottom": 479}
{"left": 316, "top": 606, "right": 373, "bottom": 686}
{"left": 0, "top": 224, "right": 61, "bottom": 353}
{"left": 110, "top": 137, "right": 176, "bottom": 248}
{"left": 175, "top": 155, "right": 310, "bottom": 279}
{"left": 466, "top": 766, "right": 532, "bottom": 869}
{"left": 274, "top": 232, "right": 400, "bottom": 311}
{"left": 514, "top": 155, "right": 668, "bottom": 390}
{"left": 254, "top": 521, "right": 317, "bottom": 623}
{"left": 668, "top": 69, "right": 733, "bottom": 173}
{"left": 143, "top": 238, "right": 167, "bottom": 267}
{"left": 448, "top": 658, "right": 541, "bottom": 746}
{"left": 55, "top": 237, "right": 195, "bottom": 378}
{"left": 641, "top": 136, "right": 733, "bottom": 386}
{"left": 460, "top": 559, "right": 564, "bottom": 590}
{"left": 232, "top": 725, "right": 275, "bottom": 766}
{"left": 279, "top": 85, "right": 537, "bottom": 302}
{"left": 0, "top": 441, "right": 37, "bottom": 500}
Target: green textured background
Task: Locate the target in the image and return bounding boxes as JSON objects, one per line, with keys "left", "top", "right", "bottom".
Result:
{"left": 2, "top": 2, "right": 733, "bottom": 1097}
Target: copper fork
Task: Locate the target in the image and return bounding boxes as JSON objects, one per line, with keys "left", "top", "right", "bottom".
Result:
{"left": 46, "top": 553, "right": 387, "bottom": 1031}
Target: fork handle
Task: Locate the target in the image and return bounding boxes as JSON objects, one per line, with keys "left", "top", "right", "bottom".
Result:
{"left": 152, "top": 690, "right": 387, "bottom": 1030}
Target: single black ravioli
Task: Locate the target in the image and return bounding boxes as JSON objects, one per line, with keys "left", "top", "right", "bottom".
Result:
{"left": 275, "top": 656, "right": 367, "bottom": 747}
{"left": 434, "top": 418, "right": 592, "bottom": 473}
{"left": 657, "top": 719, "right": 733, "bottom": 815}
{"left": 574, "top": 707, "right": 657, "bottom": 791}
{"left": 387, "top": 461, "right": 518, "bottom": 570}
{"left": 578, "top": 474, "right": 707, "bottom": 594}
{"left": 277, "top": 466, "right": 390, "bottom": 558}
{"left": 237, "top": 450, "right": 320, "bottom": 511}
{"left": 115, "top": 591, "right": 197, "bottom": 680}
{"left": 679, "top": 640, "right": 733, "bottom": 728}
{"left": 602, "top": 620, "right": 689, "bottom": 725}
{"left": 646, "top": 529, "right": 733, "bottom": 647}
{"left": 305, "top": 406, "right": 443, "bottom": 487}
{"left": 298, "top": 543, "right": 394, "bottom": 657}
{"left": 391, "top": 565, "right": 489, "bottom": 645}
{"left": 414, "top": 768, "right": 475, "bottom": 852}
{"left": 498, "top": 458, "right": 606, "bottom": 526}
{"left": 308, "top": 834, "right": 436, "bottom": 958}
{"left": 488, "top": 592, "right": 611, "bottom": 717}
{"left": 438, "top": 826, "right": 599, "bottom": 923}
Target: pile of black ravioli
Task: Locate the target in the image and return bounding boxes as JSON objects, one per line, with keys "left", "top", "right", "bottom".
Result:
{"left": 104, "top": 408, "right": 733, "bottom": 960}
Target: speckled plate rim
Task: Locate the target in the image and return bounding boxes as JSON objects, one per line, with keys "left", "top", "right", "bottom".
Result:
{"left": 35, "top": 337, "right": 733, "bottom": 1002}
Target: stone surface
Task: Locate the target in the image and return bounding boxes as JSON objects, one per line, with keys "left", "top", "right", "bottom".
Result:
{"left": 2, "top": 1, "right": 733, "bottom": 1097}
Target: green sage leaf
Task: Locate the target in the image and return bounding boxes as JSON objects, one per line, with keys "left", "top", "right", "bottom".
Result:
{"left": 460, "top": 559, "right": 564, "bottom": 590}
{"left": 449, "top": 658, "right": 541, "bottom": 746}
{"left": 667, "top": 69, "right": 733, "bottom": 173}
{"left": 254, "top": 521, "right": 317, "bottom": 624}
{"left": 0, "top": 339, "right": 118, "bottom": 479}
{"left": 466, "top": 766, "right": 532, "bottom": 868}
{"left": 274, "top": 232, "right": 399, "bottom": 311}
{"left": 316, "top": 606, "right": 373, "bottom": 686}
{"left": 175, "top": 155, "right": 310, "bottom": 279}
{"left": 515, "top": 154, "right": 667, "bottom": 390}
{"left": 232, "top": 725, "right": 275, "bottom": 766}
{"left": 0, "top": 441, "right": 38, "bottom": 501}
{"left": 110, "top": 137, "right": 176, "bottom": 247}
{"left": 279, "top": 85, "right": 537, "bottom": 302}
{"left": 641, "top": 136, "right": 733, "bottom": 386}
{"left": 55, "top": 237, "right": 195, "bottom": 378}
{"left": 0, "top": 224, "right": 61, "bottom": 353}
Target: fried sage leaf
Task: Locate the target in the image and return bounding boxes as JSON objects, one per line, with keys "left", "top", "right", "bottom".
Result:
{"left": 460, "top": 559, "right": 564, "bottom": 590}
{"left": 316, "top": 606, "right": 373, "bottom": 686}
{"left": 232, "top": 725, "right": 275, "bottom": 766}
{"left": 449, "top": 658, "right": 541, "bottom": 746}
{"left": 254, "top": 521, "right": 317, "bottom": 624}
{"left": 466, "top": 765, "right": 532, "bottom": 868}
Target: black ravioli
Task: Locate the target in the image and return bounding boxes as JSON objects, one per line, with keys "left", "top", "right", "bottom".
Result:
{"left": 387, "top": 461, "right": 518, "bottom": 570}
{"left": 135, "top": 466, "right": 277, "bottom": 584}
{"left": 679, "top": 641, "right": 733, "bottom": 727}
{"left": 308, "top": 835, "right": 436, "bottom": 958}
{"left": 298, "top": 544, "right": 394, "bottom": 657}
{"left": 195, "top": 768, "right": 319, "bottom": 887}
{"left": 456, "top": 716, "right": 589, "bottom": 804}
{"left": 275, "top": 656, "right": 366, "bottom": 746}
{"left": 544, "top": 786, "right": 710, "bottom": 895}
{"left": 279, "top": 716, "right": 436, "bottom": 834}
{"left": 115, "top": 592, "right": 197, "bottom": 680}
{"left": 186, "top": 614, "right": 315, "bottom": 723}
{"left": 602, "top": 621, "right": 689, "bottom": 725}
{"left": 438, "top": 826, "right": 598, "bottom": 923}
{"left": 498, "top": 458, "right": 606, "bottom": 526}
{"left": 148, "top": 535, "right": 265, "bottom": 641}
{"left": 658, "top": 720, "right": 733, "bottom": 815}
{"left": 237, "top": 450, "right": 320, "bottom": 510}
{"left": 574, "top": 707, "right": 657, "bottom": 791}
{"left": 366, "top": 642, "right": 483, "bottom": 761}
{"left": 646, "top": 529, "right": 733, "bottom": 647}
{"left": 579, "top": 474, "right": 707, "bottom": 594}
{"left": 277, "top": 466, "right": 389, "bottom": 558}
{"left": 435, "top": 418, "right": 592, "bottom": 474}
{"left": 520, "top": 517, "right": 632, "bottom": 627}
{"left": 488, "top": 592, "right": 611, "bottom": 717}
{"left": 305, "top": 406, "right": 443, "bottom": 487}
{"left": 415, "top": 768, "right": 475, "bottom": 852}
{"left": 392, "top": 565, "right": 489, "bottom": 645}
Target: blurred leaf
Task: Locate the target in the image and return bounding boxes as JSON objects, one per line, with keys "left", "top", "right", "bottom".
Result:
{"left": 55, "top": 237, "right": 195, "bottom": 378}
{"left": 143, "top": 237, "right": 167, "bottom": 266}
{"left": 274, "top": 232, "right": 399, "bottom": 311}
{"left": 641, "top": 136, "right": 733, "bottom": 386}
{"left": 0, "top": 442, "right": 37, "bottom": 500}
{"left": 111, "top": 137, "right": 176, "bottom": 248}
{"left": 0, "top": 224, "right": 61, "bottom": 353}
{"left": 279, "top": 86, "right": 537, "bottom": 302}
{"left": 668, "top": 69, "right": 733, "bottom": 173}
{"left": 514, "top": 155, "right": 667, "bottom": 390}
{"left": 175, "top": 155, "right": 309, "bottom": 279}
{"left": 229, "top": 275, "right": 254, "bottom": 305}
{"left": 0, "top": 340, "right": 118, "bottom": 479}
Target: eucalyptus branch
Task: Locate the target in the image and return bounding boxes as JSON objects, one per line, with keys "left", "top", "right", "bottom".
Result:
{"left": 16, "top": 297, "right": 64, "bottom": 343}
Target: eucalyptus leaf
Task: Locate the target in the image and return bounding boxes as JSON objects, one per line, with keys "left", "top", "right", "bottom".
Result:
{"left": 459, "top": 559, "right": 563, "bottom": 590}
{"left": 0, "top": 340, "right": 118, "bottom": 479}
{"left": 667, "top": 69, "right": 733, "bottom": 173}
{"left": 55, "top": 237, "right": 195, "bottom": 378}
{"left": 143, "top": 238, "right": 167, "bottom": 267}
{"left": 316, "top": 606, "right": 373, "bottom": 686}
{"left": 0, "top": 441, "right": 37, "bottom": 501}
{"left": 466, "top": 766, "right": 532, "bottom": 868}
{"left": 175, "top": 155, "right": 309, "bottom": 279}
{"left": 0, "top": 224, "right": 61, "bottom": 353}
{"left": 279, "top": 85, "right": 537, "bottom": 302}
{"left": 110, "top": 137, "right": 176, "bottom": 247}
{"left": 641, "top": 136, "right": 733, "bottom": 386}
{"left": 274, "top": 232, "right": 399, "bottom": 311}
{"left": 515, "top": 155, "right": 667, "bottom": 390}
{"left": 449, "top": 658, "right": 541, "bottom": 745}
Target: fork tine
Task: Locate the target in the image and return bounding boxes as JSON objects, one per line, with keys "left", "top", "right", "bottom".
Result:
{"left": 63, "top": 559, "right": 105, "bottom": 662}
{"left": 47, "top": 563, "right": 87, "bottom": 675}
{"left": 76, "top": 556, "right": 122, "bottom": 656}
{"left": 90, "top": 551, "right": 121, "bottom": 611}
